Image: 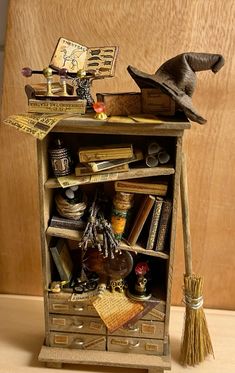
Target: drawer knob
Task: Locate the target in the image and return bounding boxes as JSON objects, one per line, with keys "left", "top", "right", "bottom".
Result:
{"left": 73, "top": 306, "right": 84, "bottom": 311}
{"left": 127, "top": 325, "right": 139, "bottom": 332}
{"left": 128, "top": 341, "right": 140, "bottom": 349}
{"left": 74, "top": 338, "right": 84, "bottom": 346}
{"left": 73, "top": 322, "right": 84, "bottom": 329}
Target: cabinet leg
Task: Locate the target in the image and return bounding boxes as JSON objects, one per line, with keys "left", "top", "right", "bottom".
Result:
{"left": 46, "top": 362, "right": 63, "bottom": 368}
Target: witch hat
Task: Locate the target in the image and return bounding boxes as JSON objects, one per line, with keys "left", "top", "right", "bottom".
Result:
{"left": 127, "top": 52, "right": 224, "bottom": 124}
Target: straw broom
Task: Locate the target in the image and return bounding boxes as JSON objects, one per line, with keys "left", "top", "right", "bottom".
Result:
{"left": 180, "top": 153, "right": 214, "bottom": 366}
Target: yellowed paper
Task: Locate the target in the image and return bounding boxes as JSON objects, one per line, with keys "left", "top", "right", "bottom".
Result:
{"left": 3, "top": 113, "right": 71, "bottom": 140}
{"left": 90, "top": 173, "right": 119, "bottom": 183}
{"left": 57, "top": 174, "right": 90, "bottom": 188}
{"left": 128, "top": 114, "right": 163, "bottom": 123}
{"left": 92, "top": 290, "right": 144, "bottom": 332}
{"left": 50, "top": 38, "right": 87, "bottom": 72}
{"left": 107, "top": 116, "right": 136, "bottom": 123}
{"left": 57, "top": 172, "right": 120, "bottom": 188}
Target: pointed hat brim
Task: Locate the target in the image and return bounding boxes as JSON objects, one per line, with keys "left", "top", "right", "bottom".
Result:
{"left": 127, "top": 65, "right": 206, "bottom": 124}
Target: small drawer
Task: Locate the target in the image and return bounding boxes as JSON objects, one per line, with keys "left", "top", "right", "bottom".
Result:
{"left": 49, "top": 314, "right": 106, "bottom": 334}
{"left": 50, "top": 332, "right": 106, "bottom": 351}
{"left": 142, "top": 301, "right": 166, "bottom": 321}
{"left": 107, "top": 336, "right": 163, "bottom": 355}
{"left": 48, "top": 297, "right": 98, "bottom": 316}
{"left": 110, "top": 320, "right": 164, "bottom": 339}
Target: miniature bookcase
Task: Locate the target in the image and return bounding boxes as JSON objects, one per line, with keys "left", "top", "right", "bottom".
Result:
{"left": 37, "top": 114, "right": 190, "bottom": 372}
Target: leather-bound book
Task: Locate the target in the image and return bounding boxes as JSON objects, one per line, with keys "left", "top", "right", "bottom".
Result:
{"left": 146, "top": 197, "right": 164, "bottom": 250}
{"left": 127, "top": 195, "right": 155, "bottom": 246}
{"left": 155, "top": 200, "right": 172, "bottom": 252}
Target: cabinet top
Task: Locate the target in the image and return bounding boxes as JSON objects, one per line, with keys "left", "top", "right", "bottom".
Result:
{"left": 52, "top": 113, "right": 191, "bottom": 136}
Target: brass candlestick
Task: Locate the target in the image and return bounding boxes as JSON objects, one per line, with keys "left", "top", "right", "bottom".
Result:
{"left": 59, "top": 68, "right": 69, "bottom": 96}
{"left": 43, "top": 67, "right": 54, "bottom": 97}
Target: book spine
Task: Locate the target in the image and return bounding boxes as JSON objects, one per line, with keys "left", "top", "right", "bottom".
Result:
{"left": 155, "top": 200, "right": 172, "bottom": 252}
{"left": 75, "top": 163, "right": 129, "bottom": 176}
{"left": 78, "top": 145, "right": 133, "bottom": 163}
{"left": 146, "top": 197, "right": 163, "bottom": 250}
{"left": 127, "top": 195, "right": 155, "bottom": 246}
{"left": 50, "top": 216, "right": 85, "bottom": 230}
{"left": 87, "top": 158, "right": 131, "bottom": 172}
{"left": 115, "top": 181, "right": 168, "bottom": 196}
{"left": 87, "top": 149, "right": 143, "bottom": 172}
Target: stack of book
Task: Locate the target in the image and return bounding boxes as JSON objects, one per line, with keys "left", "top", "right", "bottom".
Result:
{"left": 76, "top": 144, "right": 143, "bottom": 175}
{"left": 116, "top": 179, "right": 172, "bottom": 252}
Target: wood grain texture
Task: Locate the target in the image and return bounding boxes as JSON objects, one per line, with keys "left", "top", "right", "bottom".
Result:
{"left": 0, "top": 0, "right": 235, "bottom": 309}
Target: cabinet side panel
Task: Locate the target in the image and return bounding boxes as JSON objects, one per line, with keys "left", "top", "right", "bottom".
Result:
{"left": 163, "top": 136, "right": 182, "bottom": 353}
{"left": 37, "top": 139, "right": 53, "bottom": 344}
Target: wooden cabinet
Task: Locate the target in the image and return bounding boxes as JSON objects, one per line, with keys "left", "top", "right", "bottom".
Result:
{"left": 38, "top": 114, "right": 190, "bottom": 372}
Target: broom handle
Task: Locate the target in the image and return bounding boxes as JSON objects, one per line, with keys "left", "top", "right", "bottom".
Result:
{"left": 180, "top": 153, "right": 193, "bottom": 276}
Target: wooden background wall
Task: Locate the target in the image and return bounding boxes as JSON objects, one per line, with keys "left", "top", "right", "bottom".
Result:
{"left": 0, "top": 0, "right": 234, "bottom": 310}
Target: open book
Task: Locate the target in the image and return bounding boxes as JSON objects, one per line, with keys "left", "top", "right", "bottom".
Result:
{"left": 50, "top": 37, "right": 118, "bottom": 77}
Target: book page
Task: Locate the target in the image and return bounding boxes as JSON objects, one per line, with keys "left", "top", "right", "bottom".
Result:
{"left": 93, "top": 290, "right": 144, "bottom": 333}
{"left": 3, "top": 113, "right": 70, "bottom": 140}
{"left": 85, "top": 46, "right": 118, "bottom": 77}
{"left": 50, "top": 37, "right": 88, "bottom": 72}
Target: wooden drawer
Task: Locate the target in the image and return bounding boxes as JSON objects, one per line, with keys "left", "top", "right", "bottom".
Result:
{"left": 107, "top": 336, "right": 163, "bottom": 355}
{"left": 48, "top": 297, "right": 98, "bottom": 316}
{"left": 49, "top": 314, "right": 106, "bottom": 334}
{"left": 49, "top": 332, "right": 106, "bottom": 350}
{"left": 110, "top": 320, "right": 164, "bottom": 339}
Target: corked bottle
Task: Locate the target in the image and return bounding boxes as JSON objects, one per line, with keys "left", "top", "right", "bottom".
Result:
{"left": 111, "top": 192, "right": 134, "bottom": 240}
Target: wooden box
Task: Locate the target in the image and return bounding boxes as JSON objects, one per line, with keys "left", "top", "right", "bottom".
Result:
{"left": 96, "top": 92, "right": 141, "bottom": 116}
{"left": 141, "top": 88, "right": 175, "bottom": 115}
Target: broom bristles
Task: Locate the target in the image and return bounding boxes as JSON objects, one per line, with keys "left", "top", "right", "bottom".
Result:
{"left": 180, "top": 274, "right": 214, "bottom": 366}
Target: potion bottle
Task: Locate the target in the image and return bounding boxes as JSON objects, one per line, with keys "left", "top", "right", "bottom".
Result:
{"left": 49, "top": 138, "right": 73, "bottom": 177}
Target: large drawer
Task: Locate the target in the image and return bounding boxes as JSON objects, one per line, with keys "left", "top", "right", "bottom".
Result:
{"left": 48, "top": 295, "right": 98, "bottom": 316}
{"left": 49, "top": 314, "right": 106, "bottom": 334}
{"left": 107, "top": 336, "right": 163, "bottom": 355}
{"left": 49, "top": 332, "right": 106, "bottom": 351}
{"left": 110, "top": 320, "right": 164, "bottom": 339}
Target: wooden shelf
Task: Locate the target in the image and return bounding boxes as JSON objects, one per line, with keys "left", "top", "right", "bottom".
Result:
{"left": 46, "top": 226, "right": 169, "bottom": 260}
{"left": 120, "top": 240, "right": 169, "bottom": 260}
{"left": 45, "top": 165, "right": 175, "bottom": 189}
{"left": 51, "top": 113, "right": 190, "bottom": 136}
